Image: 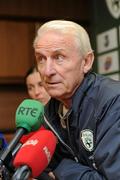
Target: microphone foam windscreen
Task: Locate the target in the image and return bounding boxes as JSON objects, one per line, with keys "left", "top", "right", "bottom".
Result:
{"left": 13, "top": 129, "right": 57, "bottom": 177}
{"left": 20, "top": 126, "right": 46, "bottom": 144}
{"left": 16, "top": 99, "right": 44, "bottom": 132}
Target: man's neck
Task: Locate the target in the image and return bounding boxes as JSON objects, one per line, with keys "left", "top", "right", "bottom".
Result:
{"left": 58, "top": 98, "right": 72, "bottom": 109}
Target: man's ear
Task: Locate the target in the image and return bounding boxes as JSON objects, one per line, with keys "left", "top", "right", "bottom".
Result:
{"left": 83, "top": 52, "right": 94, "bottom": 74}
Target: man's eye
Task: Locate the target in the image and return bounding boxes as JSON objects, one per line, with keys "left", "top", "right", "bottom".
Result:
{"left": 37, "top": 55, "right": 46, "bottom": 64}
{"left": 54, "top": 55, "right": 64, "bottom": 62}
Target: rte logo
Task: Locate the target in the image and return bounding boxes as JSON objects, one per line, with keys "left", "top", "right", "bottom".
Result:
{"left": 17, "top": 107, "right": 38, "bottom": 117}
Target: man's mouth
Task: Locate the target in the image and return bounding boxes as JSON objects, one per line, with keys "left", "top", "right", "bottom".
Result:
{"left": 46, "top": 81, "right": 60, "bottom": 87}
{"left": 46, "top": 81, "right": 58, "bottom": 84}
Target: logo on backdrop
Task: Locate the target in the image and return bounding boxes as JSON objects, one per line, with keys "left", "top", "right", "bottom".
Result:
{"left": 106, "top": 0, "right": 120, "bottom": 19}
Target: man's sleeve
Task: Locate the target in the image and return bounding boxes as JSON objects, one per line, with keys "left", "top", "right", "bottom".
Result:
{"left": 54, "top": 158, "right": 105, "bottom": 180}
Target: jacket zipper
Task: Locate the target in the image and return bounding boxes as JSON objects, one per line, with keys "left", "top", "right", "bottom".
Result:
{"left": 44, "top": 115, "right": 79, "bottom": 163}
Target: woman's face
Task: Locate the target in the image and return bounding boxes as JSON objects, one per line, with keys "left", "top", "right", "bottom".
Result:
{"left": 26, "top": 71, "right": 50, "bottom": 105}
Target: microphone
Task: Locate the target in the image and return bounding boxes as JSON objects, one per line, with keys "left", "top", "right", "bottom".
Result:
{"left": 12, "top": 129, "right": 57, "bottom": 179}
{"left": 20, "top": 125, "right": 45, "bottom": 144}
{"left": 11, "top": 132, "right": 35, "bottom": 158}
{"left": 6, "top": 127, "right": 45, "bottom": 176}
{"left": 16, "top": 99, "right": 44, "bottom": 132}
{"left": 12, "top": 125, "right": 46, "bottom": 157}
{"left": 0, "top": 99, "right": 44, "bottom": 168}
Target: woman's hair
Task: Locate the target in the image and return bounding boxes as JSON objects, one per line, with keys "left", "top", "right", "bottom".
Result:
{"left": 24, "top": 65, "right": 39, "bottom": 89}
{"left": 25, "top": 66, "right": 38, "bottom": 80}
{"left": 33, "top": 20, "right": 93, "bottom": 58}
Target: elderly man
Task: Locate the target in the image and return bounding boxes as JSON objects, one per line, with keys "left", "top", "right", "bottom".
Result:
{"left": 33, "top": 20, "right": 120, "bottom": 180}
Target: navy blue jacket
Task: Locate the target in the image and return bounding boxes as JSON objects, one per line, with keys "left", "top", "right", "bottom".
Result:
{"left": 44, "top": 72, "right": 120, "bottom": 180}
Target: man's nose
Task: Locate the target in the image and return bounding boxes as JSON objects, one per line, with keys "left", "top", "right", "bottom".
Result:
{"left": 44, "top": 58, "right": 55, "bottom": 76}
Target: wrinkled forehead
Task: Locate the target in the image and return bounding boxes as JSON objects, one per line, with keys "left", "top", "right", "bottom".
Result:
{"left": 34, "top": 28, "right": 76, "bottom": 47}
{"left": 34, "top": 33, "right": 80, "bottom": 58}
{"left": 34, "top": 30, "right": 77, "bottom": 52}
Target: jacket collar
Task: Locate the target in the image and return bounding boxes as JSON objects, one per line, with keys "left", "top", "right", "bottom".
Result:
{"left": 45, "top": 72, "right": 96, "bottom": 122}
{"left": 72, "top": 72, "right": 96, "bottom": 113}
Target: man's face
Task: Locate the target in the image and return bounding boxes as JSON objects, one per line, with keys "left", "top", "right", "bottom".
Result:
{"left": 34, "top": 31, "right": 87, "bottom": 102}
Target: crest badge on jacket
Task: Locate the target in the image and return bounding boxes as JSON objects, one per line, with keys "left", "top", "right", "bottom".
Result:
{"left": 80, "top": 129, "right": 94, "bottom": 152}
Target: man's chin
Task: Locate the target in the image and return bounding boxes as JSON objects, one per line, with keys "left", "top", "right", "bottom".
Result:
{"left": 48, "top": 91, "right": 62, "bottom": 99}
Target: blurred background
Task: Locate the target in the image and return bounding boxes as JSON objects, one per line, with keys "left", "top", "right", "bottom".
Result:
{"left": 0, "top": 0, "right": 119, "bottom": 142}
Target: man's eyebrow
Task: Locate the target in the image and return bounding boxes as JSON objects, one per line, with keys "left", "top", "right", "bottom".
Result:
{"left": 51, "top": 49, "right": 65, "bottom": 55}
{"left": 35, "top": 48, "right": 65, "bottom": 55}
{"left": 53, "top": 48, "right": 64, "bottom": 52}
